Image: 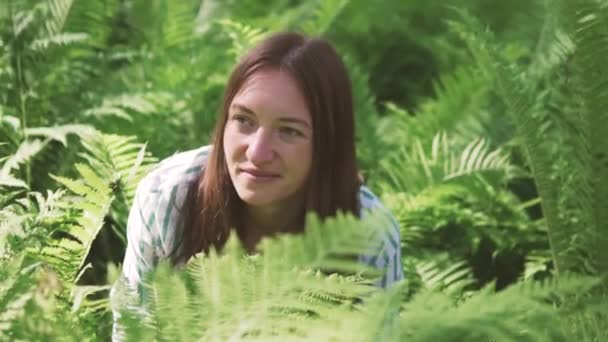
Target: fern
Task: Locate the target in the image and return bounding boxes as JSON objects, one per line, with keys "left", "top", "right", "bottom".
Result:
{"left": 60, "top": 0, "right": 119, "bottom": 48}
{"left": 378, "top": 132, "right": 514, "bottom": 195}
{"left": 40, "top": 132, "right": 155, "bottom": 282}
{"left": 83, "top": 92, "right": 175, "bottom": 122}
{"left": 79, "top": 133, "right": 157, "bottom": 243}
{"left": 0, "top": 253, "right": 92, "bottom": 340}
{"left": 44, "top": 163, "right": 113, "bottom": 282}
{"left": 344, "top": 56, "right": 387, "bottom": 183}
{"left": 301, "top": 0, "right": 349, "bottom": 36}
{"left": 1, "top": 139, "right": 44, "bottom": 177}
{"left": 449, "top": 9, "right": 574, "bottom": 274}
{"left": 113, "top": 209, "right": 602, "bottom": 341}
{"left": 561, "top": 0, "right": 608, "bottom": 283}
{"left": 379, "top": 65, "right": 496, "bottom": 150}
{"left": 415, "top": 259, "right": 475, "bottom": 296}
{"left": 218, "top": 19, "right": 266, "bottom": 60}
{"left": 30, "top": 32, "right": 89, "bottom": 50}
{"left": 24, "top": 123, "right": 94, "bottom": 147}
{"left": 128, "top": 0, "right": 199, "bottom": 49}
{"left": 0, "top": 174, "right": 27, "bottom": 189}
{"left": 398, "top": 273, "right": 600, "bottom": 341}
{"left": 451, "top": 3, "right": 608, "bottom": 283}
{"left": 115, "top": 211, "right": 391, "bottom": 341}
{"left": 42, "top": 0, "right": 74, "bottom": 35}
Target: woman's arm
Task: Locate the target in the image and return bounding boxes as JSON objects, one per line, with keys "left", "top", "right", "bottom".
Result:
{"left": 358, "top": 186, "right": 405, "bottom": 288}
{"left": 110, "top": 173, "right": 165, "bottom": 341}
{"left": 109, "top": 146, "right": 210, "bottom": 341}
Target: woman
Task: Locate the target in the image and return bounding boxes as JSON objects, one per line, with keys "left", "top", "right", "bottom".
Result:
{"left": 111, "top": 31, "right": 403, "bottom": 339}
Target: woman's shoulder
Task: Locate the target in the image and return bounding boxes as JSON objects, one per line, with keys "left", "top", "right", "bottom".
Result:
{"left": 357, "top": 185, "right": 384, "bottom": 211}
{"left": 133, "top": 144, "right": 212, "bottom": 232}
{"left": 357, "top": 185, "right": 399, "bottom": 240}
{"left": 357, "top": 184, "right": 403, "bottom": 286}
{"left": 139, "top": 145, "right": 212, "bottom": 194}
{"left": 128, "top": 145, "right": 212, "bottom": 258}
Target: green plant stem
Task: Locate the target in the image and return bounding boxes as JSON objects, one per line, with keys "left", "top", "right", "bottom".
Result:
{"left": 11, "top": 0, "right": 31, "bottom": 188}
{"left": 16, "top": 56, "right": 31, "bottom": 188}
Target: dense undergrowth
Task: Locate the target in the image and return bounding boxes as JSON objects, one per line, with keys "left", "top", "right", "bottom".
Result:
{"left": 1, "top": 0, "right": 607, "bottom": 340}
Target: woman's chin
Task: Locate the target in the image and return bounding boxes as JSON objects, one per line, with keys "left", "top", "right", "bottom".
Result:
{"left": 235, "top": 189, "right": 278, "bottom": 207}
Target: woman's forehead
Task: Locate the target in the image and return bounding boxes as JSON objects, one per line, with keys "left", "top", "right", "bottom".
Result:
{"left": 231, "top": 68, "right": 311, "bottom": 122}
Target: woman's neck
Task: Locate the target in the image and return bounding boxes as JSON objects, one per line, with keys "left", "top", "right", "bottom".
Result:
{"left": 241, "top": 196, "right": 305, "bottom": 252}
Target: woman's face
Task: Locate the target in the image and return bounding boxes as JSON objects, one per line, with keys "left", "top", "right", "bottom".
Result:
{"left": 223, "top": 68, "right": 313, "bottom": 208}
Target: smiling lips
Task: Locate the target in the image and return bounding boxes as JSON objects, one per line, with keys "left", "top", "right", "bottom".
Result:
{"left": 239, "top": 168, "right": 280, "bottom": 182}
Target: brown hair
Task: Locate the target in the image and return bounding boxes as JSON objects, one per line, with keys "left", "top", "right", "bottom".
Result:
{"left": 174, "top": 32, "right": 360, "bottom": 264}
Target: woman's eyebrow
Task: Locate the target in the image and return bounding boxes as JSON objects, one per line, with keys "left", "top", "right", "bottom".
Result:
{"left": 230, "top": 103, "right": 256, "bottom": 115}
{"left": 231, "top": 103, "right": 311, "bottom": 129}
{"left": 278, "top": 117, "right": 311, "bottom": 129}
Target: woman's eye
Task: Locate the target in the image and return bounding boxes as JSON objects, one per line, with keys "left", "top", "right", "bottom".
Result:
{"left": 279, "top": 127, "right": 303, "bottom": 138}
{"left": 233, "top": 114, "right": 254, "bottom": 128}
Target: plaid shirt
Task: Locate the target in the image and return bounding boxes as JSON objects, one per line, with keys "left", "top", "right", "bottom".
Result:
{"left": 111, "top": 145, "right": 403, "bottom": 339}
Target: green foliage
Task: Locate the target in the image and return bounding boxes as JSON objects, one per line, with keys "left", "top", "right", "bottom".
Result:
{"left": 42, "top": 131, "right": 155, "bottom": 282}
{"left": 1, "top": 0, "right": 607, "bottom": 340}
{"left": 561, "top": 0, "right": 608, "bottom": 282}
{"left": 377, "top": 132, "right": 514, "bottom": 195}
{"left": 398, "top": 273, "right": 602, "bottom": 342}
{"left": 111, "top": 212, "right": 604, "bottom": 342}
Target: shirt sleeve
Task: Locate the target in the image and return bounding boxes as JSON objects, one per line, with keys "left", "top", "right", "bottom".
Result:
{"left": 110, "top": 173, "right": 165, "bottom": 341}
{"left": 358, "top": 186, "right": 405, "bottom": 288}
{"left": 109, "top": 146, "right": 210, "bottom": 341}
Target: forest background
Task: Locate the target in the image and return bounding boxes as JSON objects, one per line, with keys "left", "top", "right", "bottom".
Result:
{"left": 1, "top": 0, "right": 607, "bottom": 341}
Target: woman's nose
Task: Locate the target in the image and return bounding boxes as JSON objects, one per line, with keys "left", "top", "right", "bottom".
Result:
{"left": 245, "top": 129, "right": 275, "bottom": 164}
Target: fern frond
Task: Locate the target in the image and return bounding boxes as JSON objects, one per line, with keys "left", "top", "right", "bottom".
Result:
{"left": 79, "top": 133, "right": 156, "bottom": 206}
{"left": 46, "top": 164, "right": 112, "bottom": 282}
{"left": 398, "top": 274, "right": 599, "bottom": 341}
{"left": 301, "top": 0, "right": 349, "bottom": 36}
{"left": 0, "top": 252, "right": 89, "bottom": 340}
{"left": 1, "top": 139, "right": 45, "bottom": 176}
{"left": 162, "top": 0, "right": 198, "bottom": 48}
{"left": 449, "top": 10, "right": 571, "bottom": 274}
{"left": 60, "top": 0, "right": 119, "bottom": 48}
{"left": 83, "top": 92, "right": 175, "bottom": 122}
{"left": 415, "top": 259, "right": 475, "bottom": 296}
{"left": 24, "top": 124, "right": 94, "bottom": 147}
{"left": 119, "top": 212, "right": 393, "bottom": 341}
{"left": 0, "top": 174, "right": 27, "bottom": 188}
{"left": 218, "top": 19, "right": 266, "bottom": 60}
{"left": 344, "top": 56, "right": 386, "bottom": 183}
{"left": 379, "top": 65, "right": 495, "bottom": 150}
{"left": 38, "top": 132, "right": 154, "bottom": 282}
{"left": 378, "top": 132, "right": 513, "bottom": 195}
{"left": 30, "top": 32, "right": 89, "bottom": 51}
{"left": 128, "top": 0, "right": 198, "bottom": 49}
{"left": 43, "top": 0, "right": 74, "bottom": 35}
{"left": 563, "top": 0, "right": 608, "bottom": 281}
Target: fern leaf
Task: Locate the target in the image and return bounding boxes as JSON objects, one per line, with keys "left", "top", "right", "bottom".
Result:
{"left": 83, "top": 92, "right": 174, "bottom": 121}
{"left": 449, "top": 10, "right": 572, "bottom": 273}
{"left": 563, "top": 0, "right": 608, "bottom": 280}
{"left": 44, "top": 0, "right": 74, "bottom": 35}
{"left": 121, "top": 211, "right": 391, "bottom": 340}
{"left": 0, "top": 174, "right": 28, "bottom": 189}
{"left": 29, "top": 32, "right": 88, "bottom": 50}
{"left": 42, "top": 133, "right": 153, "bottom": 282}
{"left": 301, "top": 0, "right": 349, "bottom": 36}
{"left": 1, "top": 139, "right": 45, "bottom": 176}
{"left": 24, "top": 124, "right": 94, "bottom": 147}
{"left": 218, "top": 19, "right": 266, "bottom": 60}
{"left": 378, "top": 133, "right": 513, "bottom": 194}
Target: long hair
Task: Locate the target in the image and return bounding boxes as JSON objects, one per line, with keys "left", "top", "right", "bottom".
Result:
{"left": 174, "top": 32, "right": 360, "bottom": 264}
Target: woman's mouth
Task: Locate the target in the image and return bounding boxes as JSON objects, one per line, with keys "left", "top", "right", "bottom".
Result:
{"left": 239, "top": 168, "right": 280, "bottom": 183}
